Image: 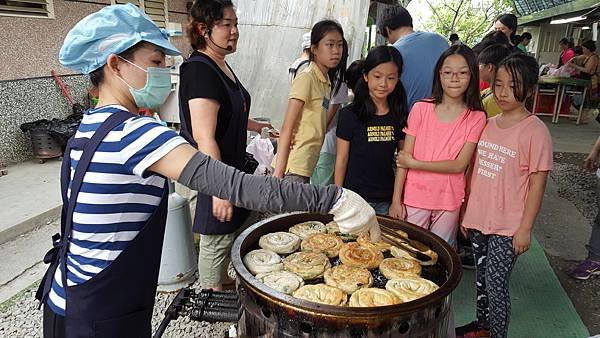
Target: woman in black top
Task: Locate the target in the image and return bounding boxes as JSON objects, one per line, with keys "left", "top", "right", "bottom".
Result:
{"left": 179, "top": 0, "right": 271, "bottom": 291}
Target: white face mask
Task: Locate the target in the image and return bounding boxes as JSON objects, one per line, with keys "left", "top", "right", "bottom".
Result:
{"left": 117, "top": 56, "right": 172, "bottom": 110}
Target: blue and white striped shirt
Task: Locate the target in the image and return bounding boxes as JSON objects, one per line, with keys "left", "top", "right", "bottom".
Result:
{"left": 47, "top": 105, "right": 187, "bottom": 315}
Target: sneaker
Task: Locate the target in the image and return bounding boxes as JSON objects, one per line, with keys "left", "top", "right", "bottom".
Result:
{"left": 461, "top": 252, "right": 476, "bottom": 270}
{"left": 571, "top": 259, "right": 600, "bottom": 280}
{"left": 456, "top": 321, "right": 490, "bottom": 338}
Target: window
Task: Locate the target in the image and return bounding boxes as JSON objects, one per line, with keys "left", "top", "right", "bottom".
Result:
{"left": 0, "top": 0, "right": 54, "bottom": 19}
{"left": 111, "top": 0, "right": 168, "bottom": 28}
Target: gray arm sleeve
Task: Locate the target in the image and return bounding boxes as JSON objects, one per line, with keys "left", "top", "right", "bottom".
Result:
{"left": 177, "top": 152, "right": 339, "bottom": 214}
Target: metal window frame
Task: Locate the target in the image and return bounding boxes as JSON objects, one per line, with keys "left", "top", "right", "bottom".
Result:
{"left": 0, "top": 0, "right": 55, "bottom": 19}
{"left": 110, "top": 0, "right": 168, "bottom": 27}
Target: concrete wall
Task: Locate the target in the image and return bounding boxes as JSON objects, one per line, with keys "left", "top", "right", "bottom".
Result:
{"left": 0, "top": 0, "right": 108, "bottom": 81}
{"left": 226, "top": 0, "right": 370, "bottom": 127}
{"left": 534, "top": 23, "right": 570, "bottom": 65}
{"left": 0, "top": 0, "right": 191, "bottom": 80}
{"left": 0, "top": 75, "right": 90, "bottom": 166}
{"left": 0, "top": 0, "right": 191, "bottom": 167}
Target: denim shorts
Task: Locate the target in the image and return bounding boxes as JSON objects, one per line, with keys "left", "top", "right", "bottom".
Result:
{"left": 368, "top": 201, "right": 391, "bottom": 216}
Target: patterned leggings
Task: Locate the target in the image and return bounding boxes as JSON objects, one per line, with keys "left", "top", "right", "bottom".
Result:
{"left": 470, "top": 230, "right": 517, "bottom": 338}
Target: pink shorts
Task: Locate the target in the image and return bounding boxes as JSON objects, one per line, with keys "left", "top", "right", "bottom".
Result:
{"left": 406, "top": 206, "right": 460, "bottom": 248}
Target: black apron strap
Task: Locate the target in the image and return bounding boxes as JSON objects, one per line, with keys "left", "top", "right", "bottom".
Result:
{"left": 59, "top": 138, "right": 86, "bottom": 235}
{"left": 59, "top": 110, "right": 134, "bottom": 292}
{"left": 289, "top": 59, "right": 310, "bottom": 80}
{"left": 36, "top": 110, "right": 134, "bottom": 307}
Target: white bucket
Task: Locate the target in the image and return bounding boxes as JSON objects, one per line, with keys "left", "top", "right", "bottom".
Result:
{"left": 157, "top": 181, "right": 197, "bottom": 292}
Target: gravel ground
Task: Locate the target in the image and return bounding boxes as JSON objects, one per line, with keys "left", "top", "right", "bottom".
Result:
{"left": 0, "top": 279, "right": 231, "bottom": 338}
{"left": 550, "top": 152, "right": 598, "bottom": 221}
{"left": 0, "top": 285, "right": 41, "bottom": 338}
{"left": 151, "top": 280, "right": 232, "bottom": 338}
{"left": 548, "top": 152, "right": 600, "bottom": 336}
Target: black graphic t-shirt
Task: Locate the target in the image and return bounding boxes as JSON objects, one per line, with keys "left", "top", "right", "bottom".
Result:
{"left": 336, "top": 105, "right": 405, "bottom": 202}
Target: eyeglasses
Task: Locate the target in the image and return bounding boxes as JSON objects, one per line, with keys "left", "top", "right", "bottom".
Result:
{"left": 440, "top": 70, "right": 470, "bottom": 80}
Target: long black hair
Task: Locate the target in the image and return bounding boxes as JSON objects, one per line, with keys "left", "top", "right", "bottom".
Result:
{"left": 429, "top": 44, "right": 483, "bottom": 112}
{"left": 309, "top": 20, "right": 347, "bottom": 96}
{"left": 496, "top": 13, "right": 518, "bottom": 39}
{"left": 582, "top": 39, "right": 597, "bottom": 53}
{"left": 351, "top": 46, "right": 408, "bottom": 126}
{"left": 559, "top": 37, "right": 575, "bottom": 49}
{"left": 345, "top": 60, "right": 364, "bottom": 93}
{"left": 478, "top": 44, "right": 512, "bottom": 67}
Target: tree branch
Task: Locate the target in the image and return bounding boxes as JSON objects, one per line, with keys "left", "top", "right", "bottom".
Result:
{"left": 449, "top": 0, "right": 466, "bottom": 33}
{"left": 424, "top": 0, "right": 451, "bottom": 32}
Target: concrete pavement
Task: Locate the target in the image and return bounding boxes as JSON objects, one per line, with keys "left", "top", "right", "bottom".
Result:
{"left": 544, "top": 116, "right": 600, "bottom": 154}
{"left": 0, "top": 158, "right": 62, "bottom": 244}
{"left": 534, "top": 117, "right": 599, "bottom": 261}
{"left": 0, "top": 157, "right": 61, "bottom": 303}
{"left": 0, "top": 220, "right": 58, "bottom": 303}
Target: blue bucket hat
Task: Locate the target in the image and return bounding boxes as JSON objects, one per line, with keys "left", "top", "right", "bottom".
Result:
{"left": 59, "top": 3, "right": 180, "bottom": 74}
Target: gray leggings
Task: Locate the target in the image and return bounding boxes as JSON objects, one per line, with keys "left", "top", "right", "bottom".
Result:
{"left": 589, "top": 178, "right": 600, "bottom": 261}
{"left": 470, "top": 230, "right": 517, "bottom": 338}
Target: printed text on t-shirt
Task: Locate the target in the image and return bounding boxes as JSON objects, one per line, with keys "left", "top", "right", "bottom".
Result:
{"left": 476, "top": 140, "right": 517, "bottom": 179}
{"left": 367, "top": 125, "right": 395, "bottom": 142}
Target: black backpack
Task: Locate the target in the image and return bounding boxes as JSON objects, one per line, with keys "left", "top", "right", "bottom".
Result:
{"left": 288, "top": 59, "right": 311, "bottom": 80}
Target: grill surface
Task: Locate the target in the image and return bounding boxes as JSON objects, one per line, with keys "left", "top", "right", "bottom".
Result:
{"left": 231, "top": 213, "right": 462, "bottom": 338}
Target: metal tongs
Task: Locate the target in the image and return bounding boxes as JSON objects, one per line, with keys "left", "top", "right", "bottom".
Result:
{"left": 379, "top": 223, "right": 433, "bottom": 263}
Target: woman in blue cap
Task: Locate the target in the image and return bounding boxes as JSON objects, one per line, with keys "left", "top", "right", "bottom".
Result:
{"left": 37, "top": 4, "right": 379, "bottom": 338}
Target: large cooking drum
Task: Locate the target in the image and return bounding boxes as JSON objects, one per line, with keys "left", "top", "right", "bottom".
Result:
{"left": 231, "top": 213, "right": 462, "bottom": 338}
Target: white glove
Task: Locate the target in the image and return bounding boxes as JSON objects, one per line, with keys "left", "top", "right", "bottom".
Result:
{"left": 329, "top": 188, "right": 381, "bottom": 242}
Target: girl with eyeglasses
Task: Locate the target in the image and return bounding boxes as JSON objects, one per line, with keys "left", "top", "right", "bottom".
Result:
{"left": 391, "top": 45, "right": 486, "bottom": 248}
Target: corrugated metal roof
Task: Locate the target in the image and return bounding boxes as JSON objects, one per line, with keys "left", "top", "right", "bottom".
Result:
{"left": 516, "top": 0, "right": 599, "bottom": 24}
{"left": 513, "top": 0, "right": 574, "bottom": 16}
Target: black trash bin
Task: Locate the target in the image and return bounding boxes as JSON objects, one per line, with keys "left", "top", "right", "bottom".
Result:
{"left": 21, "top": 112, "right": 82, "bottom": 163}
{"left": 29, "top": 129, "right": 62, "bottom": 163}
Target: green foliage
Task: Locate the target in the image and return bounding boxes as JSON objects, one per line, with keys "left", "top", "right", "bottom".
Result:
{"left": 423, "top": 0, "right": 514, "bottom": 46}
